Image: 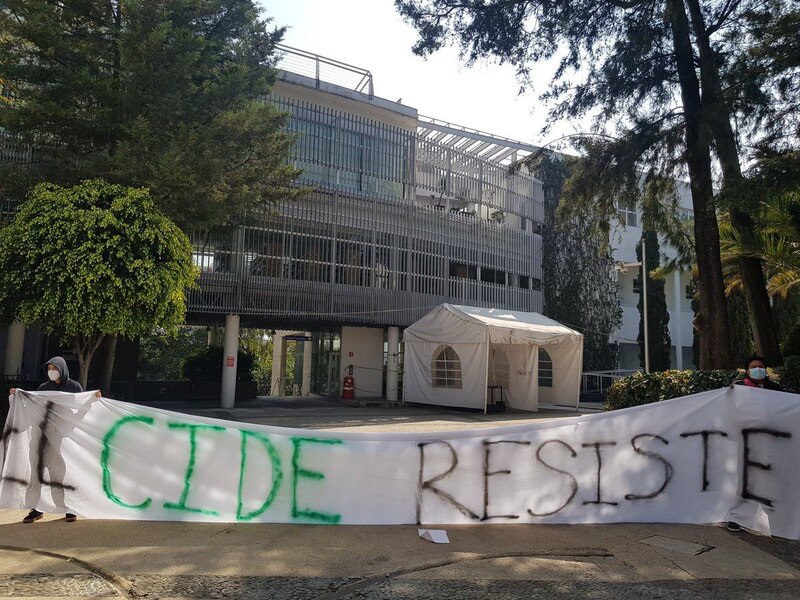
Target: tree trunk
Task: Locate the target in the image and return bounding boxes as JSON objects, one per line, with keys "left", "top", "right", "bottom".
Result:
{"left": 101, "top": 334, "right": 118, "bottom": 397}
{"left": 684, "top": 0, "right": 783, "bottom": 365}
{"left": 74, "top": 333, "right": 106, "bottom": 390}
{"left": 666, "top": 0, "right": 733, "bottom": 368}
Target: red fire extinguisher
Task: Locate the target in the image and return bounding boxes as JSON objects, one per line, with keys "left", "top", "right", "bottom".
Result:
{"left": 342, "top": 364, "right": 354, "bottom": 400}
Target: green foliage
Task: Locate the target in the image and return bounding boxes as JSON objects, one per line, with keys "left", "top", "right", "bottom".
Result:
{"left": 138, "top": 327, "right": 208, "bottom": 381}
{"left": 774, "top": 290, "right": 800, "bottom": 350}
{"left": 779, "top": 356, "right": 800, "bottom": 394}
{"left": 181, "top": 346, "right": 254, "bottom": 382}
{"left": 0, "top": 0, "right": 304, "bottom": 230}
{"left": 637, "top": 231, "right": 671, "bottom": 371}
{"left": 605, "top": 370, "right": 738, "bottom": 410}
{"left": 719, "top": 192, "right": 800, "bottom": 299}
{"left": 251, "top": 362, "right": 272, "bottom": 396}
{"left": 0, "top": 180, "right": 197, "bottom": 338}
{"left": 239, "top": 329, "right": 279, "bottom": 395}
{"left": 783, "top": 323, "right": 800, "bottom": 358}
{"left": 536, "top": 154, "right": 621, "bottom": 371}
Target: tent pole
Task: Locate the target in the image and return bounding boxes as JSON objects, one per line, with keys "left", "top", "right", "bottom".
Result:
{"left": 484, "top": 331, "right": 490, "bottom": 415}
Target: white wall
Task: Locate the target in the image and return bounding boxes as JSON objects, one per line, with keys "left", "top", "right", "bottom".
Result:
{"left": 340, "top": 326, "right": 385, "bottom": 397}
{"left": 610, "top": 181, "right": 696, "bottom": 370}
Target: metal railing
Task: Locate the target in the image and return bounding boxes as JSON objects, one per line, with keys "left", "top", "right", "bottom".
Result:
{"left": 0, "top": 130, "right": 34, "bottom": 165}
{"left": 581, "top": 369, "right": 639, "bottom": 393}
{"left": 275, "top": 44, "right": 374, "bottom": 98}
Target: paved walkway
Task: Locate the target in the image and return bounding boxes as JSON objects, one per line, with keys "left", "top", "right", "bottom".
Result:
{"left": 1, "top": 396, "right": 799, "bottom": 599}
{"left": 138, "top": 394, "right": 604, "bottom": 433}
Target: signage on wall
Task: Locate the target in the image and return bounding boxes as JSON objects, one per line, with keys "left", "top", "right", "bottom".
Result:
{"left": 226, "top": 356, "right": 235, "bottom": 367}
{"left": 285, "top": 335, "right": 312, "bottom": 342}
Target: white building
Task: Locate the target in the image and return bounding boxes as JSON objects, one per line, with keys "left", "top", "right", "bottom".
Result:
{"left": 612, "top": 188, "right": 696, "bottom": 370}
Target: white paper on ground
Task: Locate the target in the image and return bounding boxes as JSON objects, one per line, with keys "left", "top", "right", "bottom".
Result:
{"left": 418, "top": 528, "right": 449, "bottom": 543}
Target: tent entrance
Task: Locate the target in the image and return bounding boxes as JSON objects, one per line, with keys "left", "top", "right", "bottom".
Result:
{"left": 487, "top": 343, "right": 539, "bottom": 412}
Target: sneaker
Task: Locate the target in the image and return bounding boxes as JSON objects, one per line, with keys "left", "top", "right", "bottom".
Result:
{"left": 726, "top": 521, "right": 742, "bottom": 532}
{"left": 65, "top": 513, "right": 77, "bottom": 522}
{"left": 22, "top": 509, "right": 43, "bottom": 523}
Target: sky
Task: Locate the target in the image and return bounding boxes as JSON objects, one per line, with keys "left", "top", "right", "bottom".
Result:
{"left": 261, "top": 0, "right": 577, "bottom": 147}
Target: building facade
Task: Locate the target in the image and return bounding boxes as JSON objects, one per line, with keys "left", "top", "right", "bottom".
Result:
{"left": 0, "top": 45, "right": 696, "bottom": 400}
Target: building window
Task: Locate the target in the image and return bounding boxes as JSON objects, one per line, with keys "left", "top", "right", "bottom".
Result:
{"left": 531, "top": 278, "right": 542, "bottom": 291}
{"left": 617, "top": 198, "right": 638, "bottom": 228}
{"left": 519, "top": 275, "right": 530, "bottom": 289}
{"left": 633, "top": 278, "right": 641, "bottom": 294}
{"left": 481, "top": 267, "right": 507, "bottom": 285}
{"left": 449, "top": 261, "right": 477, "bottom": 280}
{"left": 538, "top": 348, "right": 553, "bottom": 388}
{"left": 432, "top": 345, "right": 462, "bottom": 389}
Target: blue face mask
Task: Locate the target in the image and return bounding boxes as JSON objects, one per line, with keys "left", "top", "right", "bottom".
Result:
{"left": 748, "top": 367, "right": 767, "bottom": 380}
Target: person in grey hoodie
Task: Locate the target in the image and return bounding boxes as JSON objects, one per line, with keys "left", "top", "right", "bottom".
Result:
{"left": 37, "top": 357, "right": 84, "bottom": 393}
{"left": 10, "top": 357, "right": 94, "bottom": 523}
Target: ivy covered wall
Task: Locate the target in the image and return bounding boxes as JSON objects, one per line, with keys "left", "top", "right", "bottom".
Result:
{"left": 537, "top": 155, "right": 622, "bottom": 371}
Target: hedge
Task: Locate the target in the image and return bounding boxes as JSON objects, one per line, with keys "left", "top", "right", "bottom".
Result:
{"left": 180, "top": 346, "right": 255, "bottom": 382}
{"left": 605, "top": 369, "right": 738, "bottom": 410}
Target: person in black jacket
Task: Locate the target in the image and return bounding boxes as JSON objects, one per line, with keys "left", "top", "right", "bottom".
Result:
{"left": 734, "top": 355, "right": 783, "bottom": 391}
{"left": 10, "top": 357, "right": 96, "bottom": 523}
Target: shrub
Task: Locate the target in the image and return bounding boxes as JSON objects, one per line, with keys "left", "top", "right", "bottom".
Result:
{"left": 783, "top": 326, "right": 800, "bottom": 358}
{"left": 605, "top": 369, "right": 738, "bottom": 410}
{"left": 251, "top": 362, "right": 272, "bottom": 395}
{"left": 779, "top": 356, "right": 800, "bottom": 393}
{"left": 181, "top": 346, "right": 254, "bottom": 382}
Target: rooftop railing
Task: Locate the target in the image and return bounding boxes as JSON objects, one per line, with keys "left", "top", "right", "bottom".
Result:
{"left": 275, "top": 43, "right": 374, "bottom": 98}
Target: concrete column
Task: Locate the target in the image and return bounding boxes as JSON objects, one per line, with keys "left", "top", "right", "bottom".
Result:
{"left": 271, "top": 331, "right": 286, "bottom": 396}
{"left": 207, "top": 327, "right": 220, "bottom": 347}
{"left": 673, "top": 270, "right": 683, "bottom": 370}
{"left": 301, "top": 333, "right": 312, "bottom": 396}
{"left": 3, "top": 320, "right": 26, "bottom": 378}
{"left": 386, "top": 326, "right": 400, "bottom": 402}
{"left": 220, "top": 314, "right": 240, "bottom": 409}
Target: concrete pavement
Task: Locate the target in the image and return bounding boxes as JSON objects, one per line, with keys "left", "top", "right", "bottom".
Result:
{"left": 1, "top": 396, "right": 799, "bottom": 599}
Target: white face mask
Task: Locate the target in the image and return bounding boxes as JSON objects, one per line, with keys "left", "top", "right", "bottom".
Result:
{"left": 748, "top": 367, "right": 767, "bottom": 380}
{"left": 47, "top": 369, "right": 60, "bottom": 382}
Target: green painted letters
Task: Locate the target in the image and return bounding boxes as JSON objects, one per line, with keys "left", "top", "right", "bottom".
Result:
{"left": 291, "top": 437, "right": 343, "bottom": 524}
{"left": 237, "top": 430, "right": 283, "bottom": 521}
{"left": 163, "top": 422, "right": 226, "bottom": 516}
{"left": 101, "top": 416, "right": 155, "bottom": 509}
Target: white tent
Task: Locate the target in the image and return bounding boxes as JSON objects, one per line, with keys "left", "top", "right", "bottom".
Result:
{"left": 403, "top": 304, "right": 584, "bottom": 412}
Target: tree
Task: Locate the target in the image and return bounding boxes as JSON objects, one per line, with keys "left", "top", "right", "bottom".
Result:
{"left": 138, "top": 326, "right": 208, "bottom": 381}
{"left": 0, "top": 180, "right": 198, "bottom": 388}
{"left": 0, "top": 0, "right": 303, "bottom": 231}
{"left": 537, "top": 153, "right": 621, "bottom": 371}
{"left": 395, "top": 0, "right": 792, "bottom": 368}
{"left": 637, "top": 231, "right": 671, "bottom": 371}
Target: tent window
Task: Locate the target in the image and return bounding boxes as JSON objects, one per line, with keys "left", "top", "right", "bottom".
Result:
{"left": 538, "top": 348, "right": 553, "bottom": 388}
{"left": 432, "top": 345, "right": 462, "bottom": 389}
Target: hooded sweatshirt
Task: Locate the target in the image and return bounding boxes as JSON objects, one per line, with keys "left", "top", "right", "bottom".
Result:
{"left": 37, "top": 356, "right": 84, "bottom": 393}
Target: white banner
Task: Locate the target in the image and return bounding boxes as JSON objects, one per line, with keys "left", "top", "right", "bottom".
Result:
{"left": 1, "top": 387, "right": 799, "bottom": 538}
